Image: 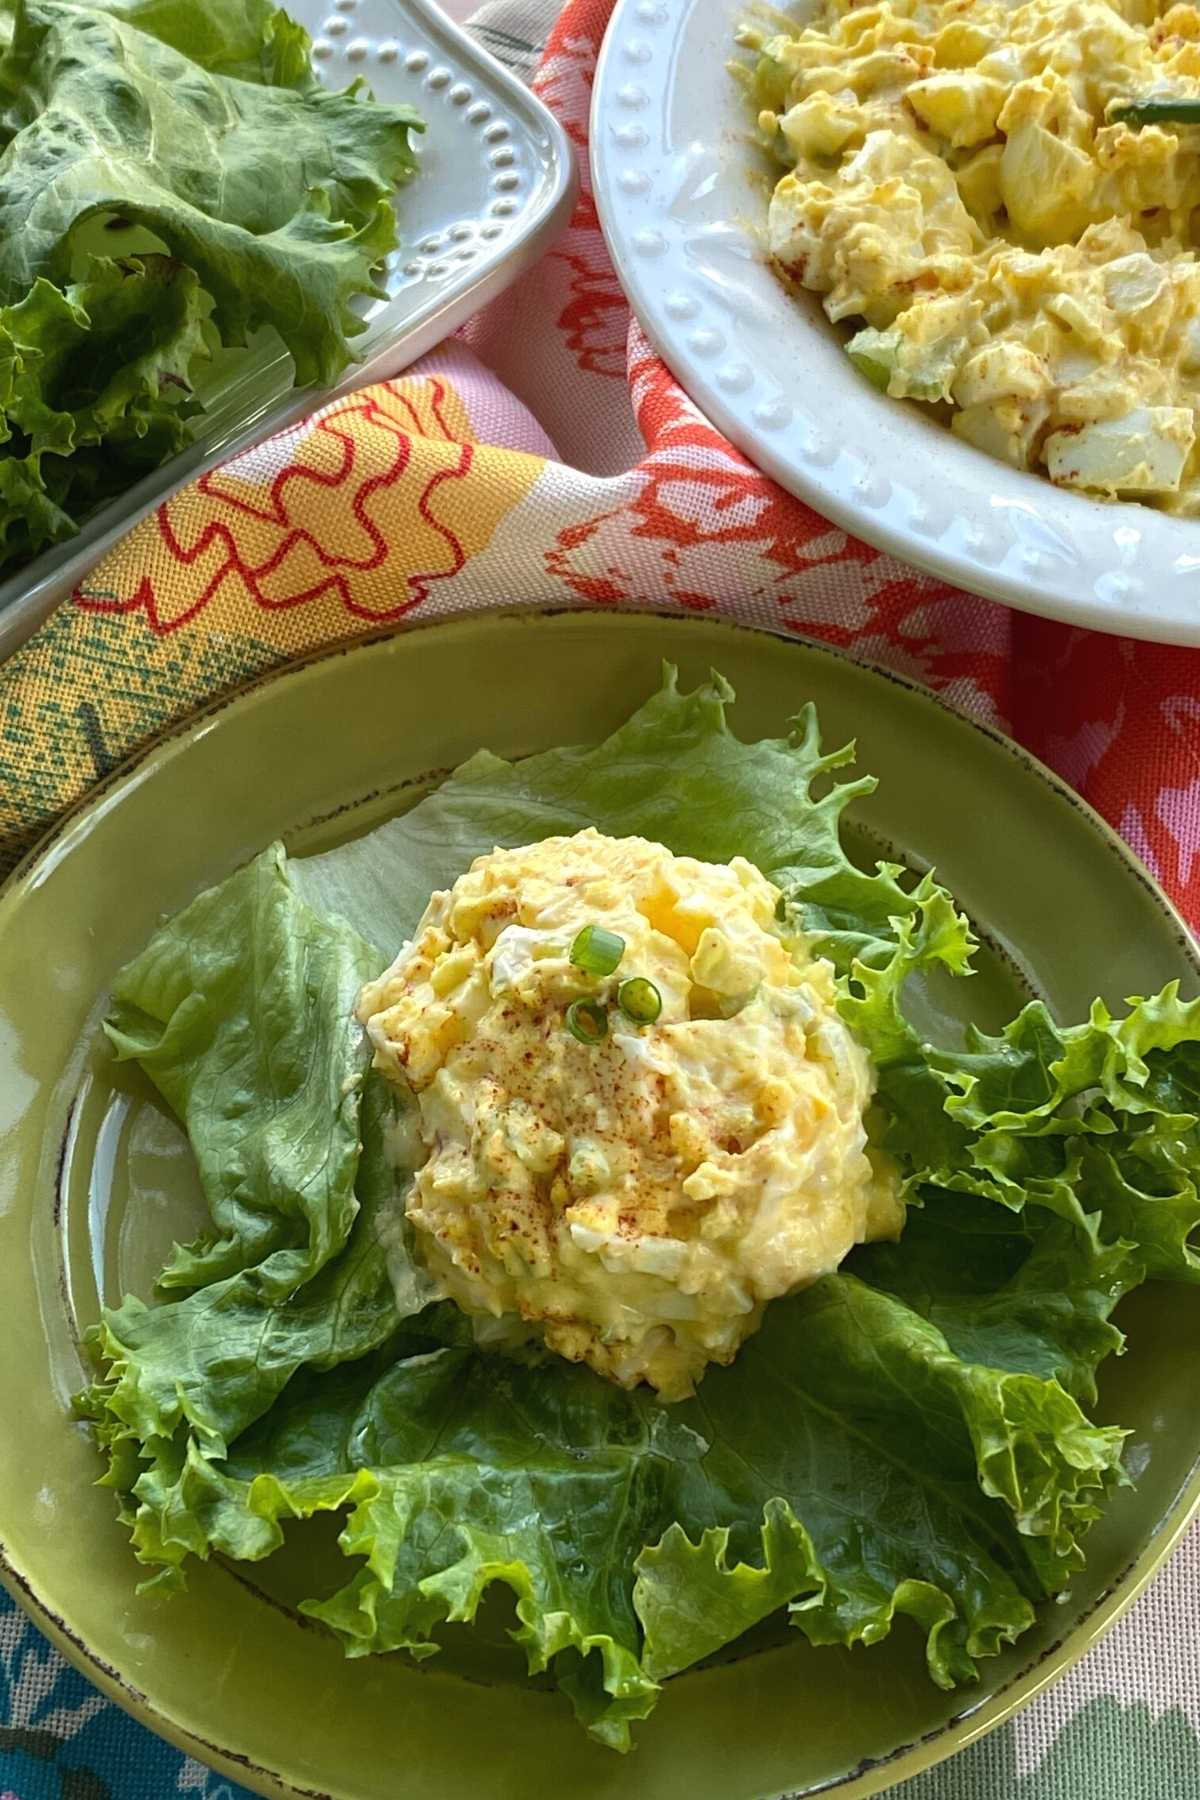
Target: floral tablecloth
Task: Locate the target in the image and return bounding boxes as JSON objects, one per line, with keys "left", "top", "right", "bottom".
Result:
{"left": 1, "top": 0, "right": 1199, "bottom": 1795}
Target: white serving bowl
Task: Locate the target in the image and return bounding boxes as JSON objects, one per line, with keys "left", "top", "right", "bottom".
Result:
{"left": 592, "top": 0, "right": 1200, "bottom": 643}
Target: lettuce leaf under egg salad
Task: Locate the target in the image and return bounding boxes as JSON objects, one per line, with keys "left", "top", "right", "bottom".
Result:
{"left": 79, "top": 669, "right": 1200, "bottom": 1751}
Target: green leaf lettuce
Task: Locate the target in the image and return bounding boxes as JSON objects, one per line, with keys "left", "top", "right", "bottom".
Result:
{"left": 0, "top": 0, "right": 423, "bottom": 570}
{"left": 0, "top": 0, "right": 421, "bottom": 383}
{"left": 81, "top": 669, "right": 1200, "bottom": 1750}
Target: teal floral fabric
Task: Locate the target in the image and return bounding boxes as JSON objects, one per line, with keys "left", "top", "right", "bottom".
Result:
{"left": 4, "top": 1582, "right": 1199, "bottom": 1798}
{"left": 0, "top": 1590, "right": 249, "bottom": 1798}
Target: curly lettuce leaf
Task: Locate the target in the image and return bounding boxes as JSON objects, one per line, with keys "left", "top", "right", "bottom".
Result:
{"left": 89, "top": 1196, "right": 1126, "bottom": 1748}
{"left": 82, "top": 668, "right": 1200, "bottom": 1750}
{"left": 0, "top": 252, "right": 210, "bottom": 556}
{"left": 290, "top": 665, "right": 922, "bottom": 963}
{"left": 0, "top": 0, "right": 422, "bottom": 571}
{"left": 105, "top": 843, "right": 381, "bottom": 1293}
{"left": 1, "top": 257, "right": 212, "bottom": 452}
{"left": 80, "top": 1069, "right": 430, "bottom": 1503}
{"left": 840, "top": 897, "right": 1200, "bottom": 1285}
{"left": 635, "top": 1233, "right": 1127, "bottom": 1688}
{"left": 0, "top": 0, "right": 421, "bottom": 386}
{"left": 0, "top": 445, "right": 72, "bottom": 559}
{"left": 851, "top": 1193, "right": 1132, "bottom": 1405}
{"left": 50, "top": 0, "right": 319, "bottom": 86}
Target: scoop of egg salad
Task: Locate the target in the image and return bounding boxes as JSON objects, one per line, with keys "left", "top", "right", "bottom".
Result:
{"left": 356, "top": 828, "right": 902, "bottom": 1400}
{"left": 743, "top": 0, "right": 1200, "bottom": 507}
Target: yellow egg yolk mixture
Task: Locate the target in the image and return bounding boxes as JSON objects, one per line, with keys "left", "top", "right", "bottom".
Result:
{"left": 357, "top": 828, "right": 902, "bottom": 1399}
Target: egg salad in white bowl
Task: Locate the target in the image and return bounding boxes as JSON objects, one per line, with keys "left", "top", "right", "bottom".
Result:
{"left": 591, "top": 0, "right": 1200, "bottom": 641}
{"left": 749, "top": 0, "right": 1200, "bottom": 506}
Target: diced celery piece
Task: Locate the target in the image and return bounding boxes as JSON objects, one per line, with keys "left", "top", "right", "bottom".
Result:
{"left": 752, "top": 47, "right": 793, "bottom": 111}
{"left": 847, "top": 330, "right": 897, "bottom": 393}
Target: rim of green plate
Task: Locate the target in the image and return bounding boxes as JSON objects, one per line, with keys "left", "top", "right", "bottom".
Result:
{"left": 2, "top": 606, "right": 1198, "bottom": 1800}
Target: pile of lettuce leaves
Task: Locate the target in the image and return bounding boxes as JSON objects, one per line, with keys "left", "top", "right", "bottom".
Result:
{"left": 80, "top": 670, "right": 1200, "bottom": 1751}
{"left": 0, "top": 0, "right": 421, "bottom": 573}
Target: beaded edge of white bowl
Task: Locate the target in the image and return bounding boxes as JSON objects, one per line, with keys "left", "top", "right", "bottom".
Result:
{"left": 311, "top": 0, "right": 536, "bottom": 306}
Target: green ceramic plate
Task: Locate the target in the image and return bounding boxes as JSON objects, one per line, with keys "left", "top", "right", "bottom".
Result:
{"left": 1, "top": 610, "right": 1198, "bottom": 1800}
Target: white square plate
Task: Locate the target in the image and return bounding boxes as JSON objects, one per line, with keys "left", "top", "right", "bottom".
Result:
{"left": 0, "top": 0, "right": 576, "bottom": 657}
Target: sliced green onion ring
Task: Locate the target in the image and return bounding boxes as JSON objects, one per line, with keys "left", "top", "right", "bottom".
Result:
{"left": 618, "top": 977, "right": 662, "bottom": 1024}
{"left": 1111, "top": 97, "right": 1200, "bottom": 127}
{"left": 566, "top": 998, "right": 609, "bottom": 1045}
{"left": 569, "top": 923, "right": 625, "bottom": 977}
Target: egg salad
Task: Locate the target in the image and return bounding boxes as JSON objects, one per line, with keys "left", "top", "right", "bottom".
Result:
{"left": 356, "top": 828, "right": 902, "bottom": 1400}
{"left": 742, "top": 0, "right": 1200, "bottom": 506}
